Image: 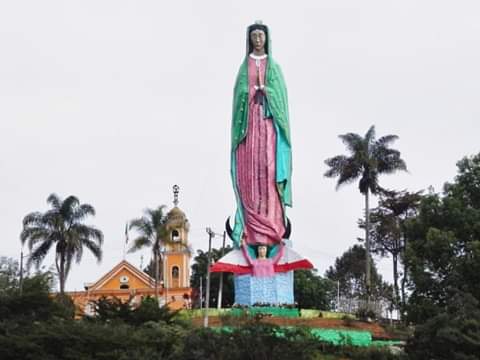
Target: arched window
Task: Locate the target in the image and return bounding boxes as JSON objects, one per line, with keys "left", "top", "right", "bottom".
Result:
{"left": 172, "top": 266, "right": 180, "bottom": 288}
{"left": 120, "top": 284, "right": 129, "bottom": 289}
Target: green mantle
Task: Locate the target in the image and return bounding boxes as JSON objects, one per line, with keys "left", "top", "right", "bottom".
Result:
{"left": 230, "top": 24, "right": 292, "bottom": 246}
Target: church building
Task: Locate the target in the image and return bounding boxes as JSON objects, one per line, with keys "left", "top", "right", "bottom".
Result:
{"left": 68, "top": 186, "right": 192, "bottom": 315}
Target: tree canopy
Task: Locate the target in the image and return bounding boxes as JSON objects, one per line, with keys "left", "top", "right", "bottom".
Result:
{"left": 128, "top": 205, "right": 173, "bottom": 299}
{"left": 190, "top": 246, "right": 234, "bottom": 308}
{"left": 402, "top": 153, "right": 480, "bottom": 359}
{"left": 325, "top": 244, "right": 390, "bottom": 300}
{"left": 20, "top": 194, "right": 103, "bottom": 294}
{"left": 324, "top": 126, "right": 406, "bottom": 195}
{"left": 405, "top": 153, "right": 480, "bottom": 324}
{"left": 294, "top": 269, "right": 335, "bottom": 310}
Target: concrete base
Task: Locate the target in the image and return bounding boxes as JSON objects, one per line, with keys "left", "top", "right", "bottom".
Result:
{"left": 234, "top": 271, "right": 294, "bottom": 305}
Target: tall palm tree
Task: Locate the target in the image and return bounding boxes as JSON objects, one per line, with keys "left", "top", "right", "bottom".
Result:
{"left": 128, "top": 206, "right": 169, "bottom": 300}
{"left": 324, "top": 125, "right": 407, "bottom": 296}
{"left": 20, "top": 194, "right": 103, "bottom": 295}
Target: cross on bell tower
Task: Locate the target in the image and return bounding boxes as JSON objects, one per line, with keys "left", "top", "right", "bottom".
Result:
{"left": 163, "top": 184, "right": 191, "bottom": 291}
{"left": 173, "top": 184, "right": 180, "bottom": 207}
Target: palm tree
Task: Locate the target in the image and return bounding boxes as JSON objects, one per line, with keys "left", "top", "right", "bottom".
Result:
{"left": 324, "top": 125, "right": 407, "bottom": 296}
{"left": 20, "top": 194, "right": 103, "bottom": 295}
{"left": 128, "top": 206, "right": 169, "bottom": 300}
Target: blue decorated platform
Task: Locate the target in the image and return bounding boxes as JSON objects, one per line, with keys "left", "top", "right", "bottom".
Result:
{"left": 234, "top": 271, "right": 294, "bottom": 305}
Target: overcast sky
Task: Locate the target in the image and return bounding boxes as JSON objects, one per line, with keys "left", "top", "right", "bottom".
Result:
{"left": 1, "top": 1, "right": 479, "bottom": 291}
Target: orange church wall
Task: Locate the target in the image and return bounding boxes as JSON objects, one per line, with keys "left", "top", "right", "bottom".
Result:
{"left": 98, "top": 268, "right": 152, "bottom": 290}
{"left": 65, "top": 260, "right": 192, "bottom": 318}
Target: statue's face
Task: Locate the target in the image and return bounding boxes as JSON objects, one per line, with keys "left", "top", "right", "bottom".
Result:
{"left": 250, "top": 30, "right": 266, "bottom": 53}
{"left": 258, "top": 245, "right": 267, "bottom": 259}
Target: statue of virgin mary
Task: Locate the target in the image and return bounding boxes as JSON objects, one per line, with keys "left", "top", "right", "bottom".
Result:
{"left": 211, "top": 22, "right": 312, "bottom": 305}
{"left": 230, "top": 21, "right": 291, "bottom": 248}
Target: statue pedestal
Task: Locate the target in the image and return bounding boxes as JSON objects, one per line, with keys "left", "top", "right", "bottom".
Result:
{"left": 234, "top": 271, "right": 294, "bottom": 305}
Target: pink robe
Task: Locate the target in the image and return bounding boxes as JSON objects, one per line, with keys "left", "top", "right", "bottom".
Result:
{"left": 236, "top": 56, "right": 286, "bottom": 246}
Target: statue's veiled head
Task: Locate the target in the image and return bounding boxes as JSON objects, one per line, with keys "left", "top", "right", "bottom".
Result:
{"left": 247, "top": 22, "right": 269, "bottom": 55}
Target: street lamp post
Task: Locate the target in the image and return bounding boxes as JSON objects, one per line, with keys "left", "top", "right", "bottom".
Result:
{"left": 337, "top": 280, "right": 340, "bottom": 312}
{"left": 203, "top": 227, "right": 214, "bottom": 327}
{"left": 19, "top": 249, "right": 25, "bottom": 296}
{"left": 217, "top": 231, "right": 226, "bottom": 309}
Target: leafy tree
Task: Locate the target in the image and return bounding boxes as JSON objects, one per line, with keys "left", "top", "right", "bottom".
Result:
{"left": 128, "top": 206, "right": 170, "bottom": 300}
{"left": 0, "top": 269, "right": 74, "bottom": 323}
{"left": 294, "top": 269, "right": 335, "bottom": 310}
{"left": 131, "top": 296, "right": 182, "bottom": 326}
{"left": 405, "top": 153, "right": 480, "bottom": 324}
{"left": 90, "top": 296, "right": 133, "bottom": 323}
{"left": 190, "top": 246, "right": 234, "bottom": 308}
{"left": 406, "top": 291, "right": 480, "bottom": 360}
{"left": 20, "top": 194, "right": 103, "bottom": 294}
{"left": 88, "top": 296, "right": 181, "bottom": 326}
{"left": 360, "top": 189, "right": 422, "bottom": 311}
{"left": 324, "top": 125, "right": 407, "bottom": 294}
{"left": 325, "top": 245, "right": 393, "bottom": 314}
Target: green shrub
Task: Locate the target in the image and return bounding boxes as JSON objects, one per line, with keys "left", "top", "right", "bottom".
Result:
{"left": 0, "top": 273, "right": 72, "bottom": 323}
{"left": 87, "top": 295, "right": 185, "bottom": 327}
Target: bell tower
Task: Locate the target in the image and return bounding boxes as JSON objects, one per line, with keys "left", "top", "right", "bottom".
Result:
{"left": 163, "top": 185, "right": 191, "bottom": 290}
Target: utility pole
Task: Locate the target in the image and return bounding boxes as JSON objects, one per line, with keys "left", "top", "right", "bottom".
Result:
{"left": 217, "top": 231, "right": 226, "bottom": 309}
{"left": 19, "top": 250, "right": 25, "bottom": 296}
{"left": 19, "top": 249, "right": 32, "bottom": 296}
{"left": 204, "top": 227, "right": 214, "bottom": 327}
{"left": 337, "top": 280, "right": 340, "bottom": 312}
{"left": 199, "top": 276, "right": 203, "bottom": 310}
{"left": 365, "top": 189, "right": 371, "bottom": 306}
